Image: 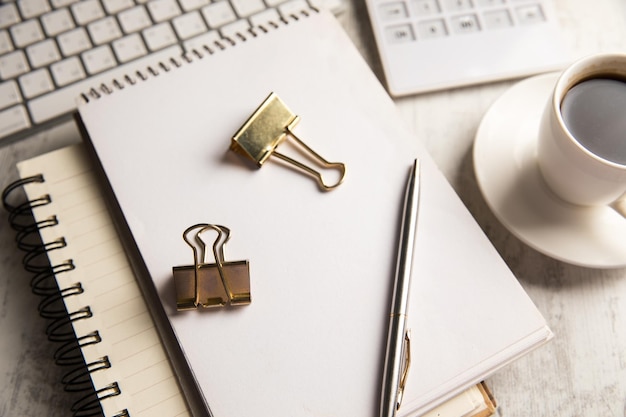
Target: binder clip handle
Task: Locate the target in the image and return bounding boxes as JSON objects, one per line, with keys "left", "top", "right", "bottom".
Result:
{"left": 274, "top": 121, "right": 346, "bottom": 191}
{"left": 196, "top": 224, "right": 233, "bottom": 302}
{"left": 181, "top": 223, "right": 212, "bottom": 307}
{"left": 196, "top": 225, "right": 250, "bottom": 305}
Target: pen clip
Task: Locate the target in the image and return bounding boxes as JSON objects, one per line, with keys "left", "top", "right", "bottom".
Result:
{"left": 396, "top": 329, "right": 411, "bottom": 410}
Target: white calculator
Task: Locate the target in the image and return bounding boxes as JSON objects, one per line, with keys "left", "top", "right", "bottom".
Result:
{"left": 364, "top": 0, "right": 569, "bottom": 96}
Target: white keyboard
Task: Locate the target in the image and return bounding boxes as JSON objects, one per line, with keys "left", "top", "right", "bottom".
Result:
{"left": 364, "top": 0, "right": 569, "bottom": 96}
{"left": 0, "top": 0, "right": 343, "bottom": 143}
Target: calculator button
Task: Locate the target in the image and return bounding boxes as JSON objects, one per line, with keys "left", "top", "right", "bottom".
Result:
{"left": 483, "top": 9, "right": 513, "bottom": 29}
{"left": 442, "top": 0, "right": 473, "bottom": 13}
{"left": 413, "top": 0, "right": 440, "bottom": 16}
{"left": 516, "top": 4, "right": 545, "bottom": 24}
{"left": 417, "top": 19, "right": 447, "bottom": 38}
{"left": 450, "top": 14, "right": 480, "bottom": 33}
{"left": 379, "top": 2, "right": 408, "bottom": 21}
{"left": 385, "top": 24, "right": 415, "bottom": 43}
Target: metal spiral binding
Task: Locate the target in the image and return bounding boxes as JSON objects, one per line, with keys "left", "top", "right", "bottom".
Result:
{"left": 79, "top": 8, "right": 317, "bottom": 104}
{"left": 2, "top": 175, "right": 125, "bottom": 417}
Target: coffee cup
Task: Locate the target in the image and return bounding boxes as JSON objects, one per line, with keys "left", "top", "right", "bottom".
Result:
{"left": 537, "top": 53, "right": 626, "bottom": 207}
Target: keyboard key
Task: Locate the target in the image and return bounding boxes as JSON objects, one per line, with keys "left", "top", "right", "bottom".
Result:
{"left": 172, "top": 11, "right": 208, "bottom": 40}
{"left": 0, "top": 105, "right": 31, "bottom": 138}
{"left": 19, "top": 68, "right": 54, "bottom": 98}
{"left": 50, "top": 56, "right": 86, "bottom": 86}
{"left": 201, "top": 1, "right": 237, "bottom": 28}
{"left": 0, "top": 51, "right": 30, "bottom": 79}
{"left": 231, "top": 0, "right": 266, "bottom": 17}
{"left": 28, "top": 45, "right": 181, "bottom": 124}
{"left": 143, "top": 22, "right": 177, "bottom": 51}
{"left": 82, "top": 45, "right": 116, "bottom": 74}
{"left": 0, "top": 4, "right": 21, "bottom": 30}
{"left": 26, "top": 39, "right": 62, "bottom": 68}
{"left": 41, "top": 8, "right": 75, "bottom": 36}
{"left": 179, "top": 0, "right": 209, "bottom": 12}
{"left": 0, "top": 30, "right": 13, "bottom": 55}
{"left": 112, "top": 33, "right": 148, "bottom": 62}
{"left": 102, "top": 0, "right": 135, "bottom": 14}
{"left": 71, "top": 0, "right": 106, "bottom": 25}
{"left": 18, "top": 0, "right": 52, "bottom": 19}
{"left": 147, "top": 0, "right": 182, "bottom": 22}
{"left": 118, "top": 5, "right": 153, "bottom": 33}
{"left": 0, "top": 81, "right": 22, "bottom": 109}
{"left": 10, "top": 20, "right": 45, "bottom": 48}
{"left": 88, "top": 16, "right": 123, "bottom": 45}
{"left": 57, "top": 27, "right": 92, "bottom": 56}
{"left": 51, "top": 0, "right": 79, "bottom": 8}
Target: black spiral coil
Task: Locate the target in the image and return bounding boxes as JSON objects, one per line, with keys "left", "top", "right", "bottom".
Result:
{"left": 2, "top": 175, "right": 128, "bottom": 417}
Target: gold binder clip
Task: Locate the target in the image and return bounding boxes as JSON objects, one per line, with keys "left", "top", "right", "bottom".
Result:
{"left": 230, "top": 92, "right": 346, "bottom": 191}
{"left": 172, "top": 223, "right": 251, "bottom": 311}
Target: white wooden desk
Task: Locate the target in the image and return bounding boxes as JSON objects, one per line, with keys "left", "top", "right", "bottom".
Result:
{"left": 1, "top": 1, "right": 625, "bottom": 415}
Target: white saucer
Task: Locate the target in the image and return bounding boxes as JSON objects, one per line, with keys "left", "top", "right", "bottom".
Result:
{"left": 473, "top": 73, "right": 626, "bottom": 269}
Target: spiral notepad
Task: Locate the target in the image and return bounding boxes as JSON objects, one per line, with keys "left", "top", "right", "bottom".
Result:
{"left": 76, "top": 7, "right": 550, "bottom": 417}
{"left": 2, "top": 145, "right": 190, "bottom": 417}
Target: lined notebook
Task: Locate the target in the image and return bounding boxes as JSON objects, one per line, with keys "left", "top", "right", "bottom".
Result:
{"left": 6, "top": 145, "right": 191, "bottom": 417}
{"left": 5, "top": 143, "right": 496, "bottom": 417}
{"left": 76, "top": 7, "right": 551, "bottom": 417}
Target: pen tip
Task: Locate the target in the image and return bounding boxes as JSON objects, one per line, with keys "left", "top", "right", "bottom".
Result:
{"left": 411, "top": 158, "right": 419, "bottom": 177}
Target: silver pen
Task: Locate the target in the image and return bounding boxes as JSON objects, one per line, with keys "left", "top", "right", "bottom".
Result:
{"left": 380, "top": 159, "right": 421, "bottom": 417}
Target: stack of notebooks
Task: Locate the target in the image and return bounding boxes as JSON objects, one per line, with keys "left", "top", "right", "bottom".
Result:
{"left": 3, "top": 8, "right": 551, "bottom": 417}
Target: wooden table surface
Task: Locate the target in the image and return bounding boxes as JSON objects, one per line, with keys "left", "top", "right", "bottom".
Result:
{"left": 1, "top": 1, "right": 625, "bottom": 415}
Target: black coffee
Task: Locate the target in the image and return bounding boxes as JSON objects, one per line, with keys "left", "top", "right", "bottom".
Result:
{"left": 561, "top": 77, "right": 626, "bottom": 165}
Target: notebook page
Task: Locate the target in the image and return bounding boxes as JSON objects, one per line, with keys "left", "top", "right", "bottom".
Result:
{"left": 18, "top": 144, "right": 190, "bottom": 417}
{"left": 78, "top": 9, "right": 550, "bottom": 417}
